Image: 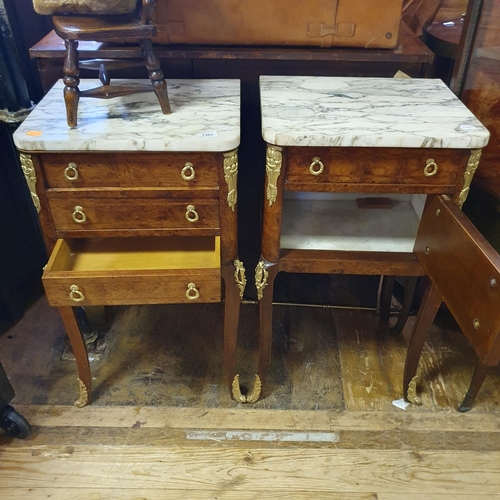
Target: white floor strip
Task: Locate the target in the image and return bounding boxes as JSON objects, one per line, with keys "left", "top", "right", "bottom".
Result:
{"left": 186, "top": 430, "right": 340, "bottom": 443}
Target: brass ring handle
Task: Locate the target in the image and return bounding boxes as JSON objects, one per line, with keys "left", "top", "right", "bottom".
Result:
{"left": 424, "top": 159, "right": 438, "bottom": 177}
{"left": 186, "top": 282, "right": 200, "bottom": 301}
{"left": 64, "top": 162, "right": 79, "bottom": 181}
{"left": 309, "top": 156, "right": 324, "bottom": 176}
{"left": 72, "top": 206, "right": 87, "bottom": 224}
{"left": 185, "top": 204, "right": 199, "bottom": 223}
{"left": 69, "top": 285, "right": 85, "bottom": 302}
{"left": 181, "top": 162, "right": 195, "bottom": 181}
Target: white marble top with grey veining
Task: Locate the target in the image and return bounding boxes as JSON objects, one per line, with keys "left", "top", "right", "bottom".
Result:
{"left": 14, "top": 79, "right": 240, "bottom": 152}
{"left": 260, "top": 76, "right": 489, "bottom": 149}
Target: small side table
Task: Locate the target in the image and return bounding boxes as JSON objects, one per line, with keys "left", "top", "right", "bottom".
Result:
{"left": 14, "top": 79, "right": 245, "bottom": 406}
{"left": 253, "top": 75, "right": 490, "bottom": 404}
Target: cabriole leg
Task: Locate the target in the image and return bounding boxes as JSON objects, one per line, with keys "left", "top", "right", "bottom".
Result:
{"left": 403, "top": 283, "right": 441, "bottom": 405}
{"left": 458, "top": 361, "right": 489, "bottom": 412}
{"left": 58, "top": 306, "right": 91, "bottom": 407}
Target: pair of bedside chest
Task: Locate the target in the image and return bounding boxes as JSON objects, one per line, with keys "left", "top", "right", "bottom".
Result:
{"left": 14, "top": 79, "right": 245, "bottom": 407}
{"left": 14, "top": 76, "right": 498, "bottom": 410}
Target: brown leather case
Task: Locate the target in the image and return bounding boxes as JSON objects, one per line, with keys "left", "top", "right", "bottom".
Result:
{"left": 152, "top": 0, "right": 404, "bottom": 48}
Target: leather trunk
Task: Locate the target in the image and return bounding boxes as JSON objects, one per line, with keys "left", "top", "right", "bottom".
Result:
{"left": 152, "top": 0, "right": 405, "bottom": 48}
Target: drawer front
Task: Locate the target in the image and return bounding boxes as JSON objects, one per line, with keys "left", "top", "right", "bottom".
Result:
{"left": 42, "top": 237, "right": 221, "bottom": 306}
{"left": 41, "top": 153, "right": 219, "bottom": 188}
{"left": 286, "top": 148, "right": 466, "bottom": 188}
{"left": 48, "top": 195, "right": 220, "bottom": 231}
{"left": 44, "top": 275, "right": 221, "bottom": 306}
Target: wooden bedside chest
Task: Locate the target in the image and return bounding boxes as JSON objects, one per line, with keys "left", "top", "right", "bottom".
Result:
{"left": 252, "top": 75, "right": 494, "bottom": 407}
{"left": 14, "top": 79, "right": 245, "bottom": 407}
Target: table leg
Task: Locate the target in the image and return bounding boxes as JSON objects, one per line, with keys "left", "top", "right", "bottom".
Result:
{"left": 458, "top": 360, "right": 489, "bottom": 412}
{"left": 58, "top": 306, "right": 92, "bottom": 407}
{"left": 378, "top": 275, "right": 395, "bottom": 335}
{"left": 222, "top": 261, "right": 244, "bottom": 402}
{"left": 390, "top": 276, "right": 418, "bottom": 335}
{"left": 403, "top": 283, "right": 442, "bottom": 405}
{"left": 254, "top": 259, "right": 279, "bottom": 403}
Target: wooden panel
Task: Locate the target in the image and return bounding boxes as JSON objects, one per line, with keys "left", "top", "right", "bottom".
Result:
{"left": 3, "top": 399, "right": 500, "bottom": 498}
{"left": 279, "top": 249, "right": 423, "bottom": 276}
{"left": 1, "top": 445, "right": 500, "bottom": 495}
{"left": 0, "top": 490, "right": 377, "bottom": 500}
{"left": 415, "top": 195, "right": 500, "bottom": 364}
{"left": 41, "top": 152, "right": 219, "bottom": 188}
{"left": 286, "top": 147, "right": 466, "bottom": 189}
{"left": 47, "top": 191, "right": 220, "bottom": 231}
{"left": 12, "top": 404, "right": 500, "bottom": 433}
{"left": 43, "top": 276, "right": 221, "bottom": 306}
{"left": 31, "top": 23, "right": 433, "bottom": 63}
{"left": 48, "top": 237, "right": 221, "bottom": 271}
{"left": 42, "top": 237, "right": 221, "bottom": 305}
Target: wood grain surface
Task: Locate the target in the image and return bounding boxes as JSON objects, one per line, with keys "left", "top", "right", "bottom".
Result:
{"left": 1, "top": 281, "right": 500, "bottom": 499}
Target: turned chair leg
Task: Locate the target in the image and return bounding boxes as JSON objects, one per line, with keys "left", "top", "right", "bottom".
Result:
{"left": 63, "top": 39, "right": 80, "bottom": 128}
{"left": 140, "top": 38, "right": 171, "bottom": 115}
{"left": 458, "top": 360, "right": 489, "bottom": 412}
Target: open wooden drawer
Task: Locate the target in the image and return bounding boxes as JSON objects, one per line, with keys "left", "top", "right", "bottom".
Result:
{"left": 42, "top": 236, "right": 221, "bottom": 306}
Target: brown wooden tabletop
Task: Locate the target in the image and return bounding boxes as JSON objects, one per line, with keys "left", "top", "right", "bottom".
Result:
{"left": 30, "top": 22, "right": 433, "bottom": 64}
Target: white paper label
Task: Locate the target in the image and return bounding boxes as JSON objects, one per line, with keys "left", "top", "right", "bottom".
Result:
{"left": 459, "top": 124, "right": 477, "bottom": 131}
{"left": 392, "top": 398, "right": 410, "bottom": 410}
{"left": 197, "top": 130, "right": 218, "bottom": 138}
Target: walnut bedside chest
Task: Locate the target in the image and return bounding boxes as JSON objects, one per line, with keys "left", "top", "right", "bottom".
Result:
{"left": 252, "top": 75, "right": 493, "bottom": 406}
{"left": 14, "top": 79, "right": 245, "bottom": 407}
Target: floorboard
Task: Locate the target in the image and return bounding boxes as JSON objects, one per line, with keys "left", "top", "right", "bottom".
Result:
{"left": 1, "top": 274, "right": 499, "bottom": 499}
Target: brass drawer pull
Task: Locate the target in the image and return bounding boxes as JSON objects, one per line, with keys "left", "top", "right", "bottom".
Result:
{"left": 424, "top": 159, "right": 438, "bottom": 177}
{"left": 309, "top": 156, "right": 324, "bottom": 176}
{"left": 181, "top": 162, "right": 195, "bottom": 181}
{"left": 186, "top": 282, "right": 200, "bottom": 301}
{"left": 185, "top": 204, "right": 199, "bottom": 223}
{"left": 72, "top": 206, "right": 87, "bottom": 224}
{"left": 64, "top": 162, "right": 79, "bottom": 181}
{"left": 69, "top": 285, "right": 85, "bottom": 302}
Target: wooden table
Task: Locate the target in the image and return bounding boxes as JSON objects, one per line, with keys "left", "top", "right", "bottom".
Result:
{"left": 13, "top": 79, "right": 245, "bottom": 406}
{"left": 30, "top": 23, "right": 434, "bottom": 93}
{"left": 251, "top": 75, "right": 493, "bottom": 407}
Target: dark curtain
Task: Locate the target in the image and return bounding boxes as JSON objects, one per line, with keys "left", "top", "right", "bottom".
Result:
{"left": 0, "top": 0, "right": 46, "bottom": 325}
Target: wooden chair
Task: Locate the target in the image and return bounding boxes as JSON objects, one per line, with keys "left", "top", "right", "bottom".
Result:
{"left": 33, "top": 0, "right": 171, "bottom": 127}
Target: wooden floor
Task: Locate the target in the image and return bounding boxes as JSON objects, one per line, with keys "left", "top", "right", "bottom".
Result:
{"left": 1, "top": 274, "right": 499, "bottom": 499}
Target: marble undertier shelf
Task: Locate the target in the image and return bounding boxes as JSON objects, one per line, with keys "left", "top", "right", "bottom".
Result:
{"left": 280, "top": 194, "right": 425, "bottom": 253}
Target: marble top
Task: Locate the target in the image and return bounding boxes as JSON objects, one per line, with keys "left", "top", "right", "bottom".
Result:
{"left": 260, "top": 76, "right": 490, "bottom": 149}
{"left": 14, "top": 79, "right": 240, "bottom": 152}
